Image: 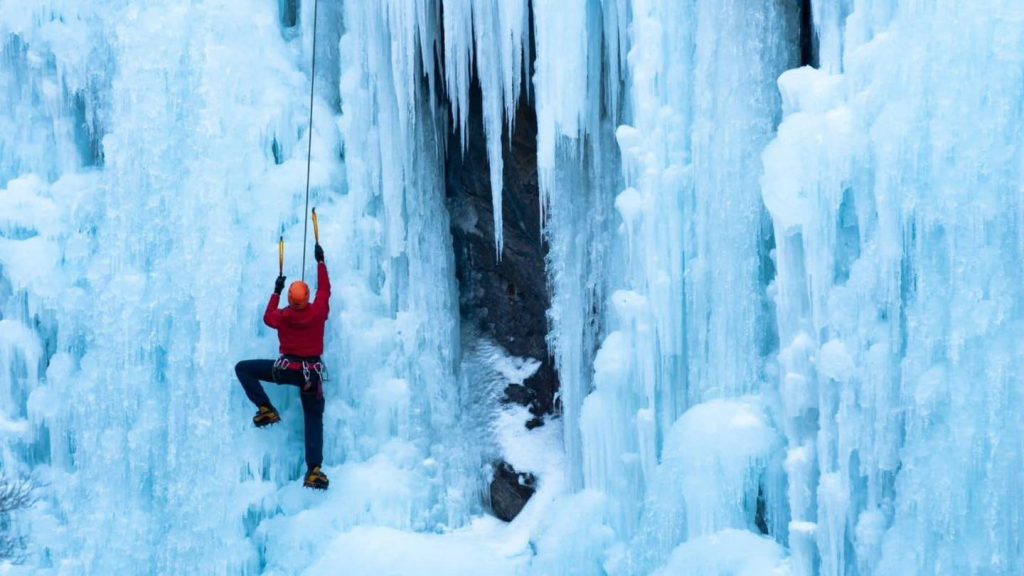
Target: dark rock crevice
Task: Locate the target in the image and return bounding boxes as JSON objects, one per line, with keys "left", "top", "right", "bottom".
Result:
{"left": 442, "top": 19, "right": 554, "bottom": 521}
{"left": 799, "top": 0, "right": 818, "bottom": 67}
{"left": 445, "top": 75, "right": 557, "bottom": 428}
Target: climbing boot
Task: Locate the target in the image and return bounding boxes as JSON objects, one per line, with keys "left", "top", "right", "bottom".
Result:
{"left": 303, "top": 466, "right": 329, "bottom": 490}
{"left": 253, "top": 405, "right": 281, "bottom": 428}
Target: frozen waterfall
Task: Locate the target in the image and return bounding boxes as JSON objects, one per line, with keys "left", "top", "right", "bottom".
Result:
{"left": 1, "top": 1, "right": 1022, "bottom": 575}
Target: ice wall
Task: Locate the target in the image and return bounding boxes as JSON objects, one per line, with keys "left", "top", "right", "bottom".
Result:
{"left": 763, "top": 2, "right": 1024, "bottom": 575}
{"left": 540, "top": 0, "right": 1024, "bottom": 575}
{"left": 1, "top": 2, "right": 319, "bottom": 571}
{"left": 0, "top": 1, "right": 472, "bottom": 573}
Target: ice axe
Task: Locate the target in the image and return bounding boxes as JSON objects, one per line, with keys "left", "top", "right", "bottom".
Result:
{"left": 278, "top": 236, "right": 284, "bottom": 276}
{"left": 312, "top": 207, "right": 320, "bottom": 244}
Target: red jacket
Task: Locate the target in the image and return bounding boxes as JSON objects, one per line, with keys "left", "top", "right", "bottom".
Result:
{"left": 263, "top": 262, "right": 331, "bottom": 357}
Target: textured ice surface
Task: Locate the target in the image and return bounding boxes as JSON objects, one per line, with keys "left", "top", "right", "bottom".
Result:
{"left": 762, "top": 3, "right": 1024, "bottom": 574}
{"left": 2, "top": 1, "right": 1022, "bottom": 575}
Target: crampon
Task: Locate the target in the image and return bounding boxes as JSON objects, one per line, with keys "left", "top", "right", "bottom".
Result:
{"left": 303, "top": 466, "right": 329, "bottom": 490}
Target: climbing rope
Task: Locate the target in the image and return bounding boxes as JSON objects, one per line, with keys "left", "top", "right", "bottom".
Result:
{"left": 301, "top": 0, "right": 320, "bottom": 282}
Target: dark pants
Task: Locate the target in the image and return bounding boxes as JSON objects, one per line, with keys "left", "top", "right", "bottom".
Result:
{"left": 235, "top": 359, "right": 324, "bottom": 470}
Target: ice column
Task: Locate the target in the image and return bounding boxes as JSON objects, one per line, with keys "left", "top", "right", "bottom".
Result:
{"left": 537, "top": 0, "right": 625, "bottom": 490}
{"left": 571, "top": 3, "right": 799, "bottom": 561}
{"left": 332, "top": 0, "right": 467, "bottom": 530}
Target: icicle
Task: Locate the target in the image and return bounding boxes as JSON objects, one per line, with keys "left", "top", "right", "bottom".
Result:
{"left": 442, "top": 0, "right": 473, "bottom": 151}
{"left": 497, "top": 0, "right": 529, "bottom": 134}
{"left": 438, "top": 0, "right": 531, "bottom": 255}
{"left": 473, "top": 0, "right": 508, "bottom": 256}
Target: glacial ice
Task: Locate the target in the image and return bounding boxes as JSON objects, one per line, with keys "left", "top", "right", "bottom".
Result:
{"left": 1, "top": 1, "right": 1022, "bottom": 575}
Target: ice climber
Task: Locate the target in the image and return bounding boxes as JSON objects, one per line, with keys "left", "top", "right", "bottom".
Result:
{"left": 235, "top": 243, "right": 331, "bottom": 490}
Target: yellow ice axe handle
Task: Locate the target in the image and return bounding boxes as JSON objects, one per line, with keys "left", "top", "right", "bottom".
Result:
{"left": 312, "top": 208, "right": 320, "bottom": 244}
{"left": 278, "top": 236, "right": 284, "bottom": 275}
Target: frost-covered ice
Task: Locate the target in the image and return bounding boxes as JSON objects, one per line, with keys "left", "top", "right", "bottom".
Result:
{"left": 2, "top": 1, "right": 1023, "bottom": 575}
{"left": 652, "top": 529, "right": 792, "bottom": 576}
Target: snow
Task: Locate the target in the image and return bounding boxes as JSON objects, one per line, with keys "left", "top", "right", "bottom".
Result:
{"left": 2, "top": 1, "right": 1023, "bottom": 575}
{"left": 307, "top": 524, "right": 519, "bottom": 576}
{"left": 652, "top": 529, "right": 792, "bottom": 576}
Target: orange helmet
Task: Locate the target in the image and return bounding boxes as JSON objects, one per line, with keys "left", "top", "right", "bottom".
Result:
{"left": 287, "top": 281, "right": 310, "bottom": 309}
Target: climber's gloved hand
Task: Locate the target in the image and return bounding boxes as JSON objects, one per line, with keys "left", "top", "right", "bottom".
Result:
{"left": 274, "top": 275, "right": 286, "bottom": 295}
{"left": 314, "top": 244, "right": 325, "bottom": 264}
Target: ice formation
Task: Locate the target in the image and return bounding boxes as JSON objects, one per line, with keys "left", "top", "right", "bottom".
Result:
{"left": 1, "top": 1, "right": 1022, "bottom": 575}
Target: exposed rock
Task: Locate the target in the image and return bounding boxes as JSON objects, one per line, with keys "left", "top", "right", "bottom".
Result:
{"left": 489, "top": 461, "right": 536, "bottom": 522}
{"left": 502, "top": 383, "right": 534, "bottom": 406}
{"left": 501, "top": 383, "right": 548, "bottom": 430}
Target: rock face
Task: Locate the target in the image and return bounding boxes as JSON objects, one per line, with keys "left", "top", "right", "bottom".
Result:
{"left": 445, "top": 75, "right": 554, "bottom": 522}
{"left": 489, "top": 461, "right": 537, "bottom": 522}
{"left": 445, "top": 79, "right": 558, "bottom": 426}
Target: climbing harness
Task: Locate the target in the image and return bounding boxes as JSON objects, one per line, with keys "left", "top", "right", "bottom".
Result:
{"left": 273, "top": 355, "right": 329, "bottom": 399}
{"left": 301, "top": 0, "right": 320, "bottom": 282}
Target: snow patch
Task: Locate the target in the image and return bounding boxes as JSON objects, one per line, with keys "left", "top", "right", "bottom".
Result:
{"left": 307, "top": 524, "right": 521, "bottom": 576}
{"left": 652, "top": 529, "right": 792, "bottom": 576}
